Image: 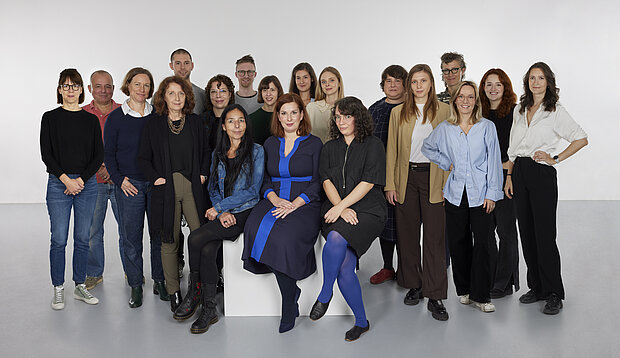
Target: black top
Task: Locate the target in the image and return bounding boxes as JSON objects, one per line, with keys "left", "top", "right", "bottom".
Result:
{"left": 319, "top": 136, "right": 387, "bottom": 220}
{"left": 168, "top": 120, "right": 193, "bottom": 180}
{"left": 40, "top": 107, "right": 103, "bottom": 181}
{"left": 204, "top": 110, "right": 220, "bottom": 150}
{"left": 487, "top": 106, "right": 514, "bottom": 163}
{"left": 223, "top": 156, "right": 239, "bottom": 198}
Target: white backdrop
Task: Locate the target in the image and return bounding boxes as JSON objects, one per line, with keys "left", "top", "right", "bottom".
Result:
{"left": 0, "top": 0, "right": 617, "bottom": 203}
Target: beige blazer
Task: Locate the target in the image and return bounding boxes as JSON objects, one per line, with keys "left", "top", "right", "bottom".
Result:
{"left": 385, "top": 102, "right": 450, "bottom": 204}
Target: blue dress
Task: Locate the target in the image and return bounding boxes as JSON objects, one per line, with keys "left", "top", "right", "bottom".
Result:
{"left": 242, "top": 135, "right": 323, "bottom": 280}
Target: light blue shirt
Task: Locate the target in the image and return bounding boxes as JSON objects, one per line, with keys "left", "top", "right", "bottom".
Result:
{"left": 422, "top": 118, "right": 503, "bottom": 207}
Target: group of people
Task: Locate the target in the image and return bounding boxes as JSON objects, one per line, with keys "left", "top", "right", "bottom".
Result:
{"left": 40, "top": 49, "right": 588, "bottom": 341}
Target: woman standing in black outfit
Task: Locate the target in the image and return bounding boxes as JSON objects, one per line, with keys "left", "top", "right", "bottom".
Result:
{"left": 309, "top": 97, "right": 387, "bottom": 341}
{"left": 479, "top": 68, "right": 520, "bottom": 299}
{"left": 138, "top": 76, "right": 211, "bottom": 312}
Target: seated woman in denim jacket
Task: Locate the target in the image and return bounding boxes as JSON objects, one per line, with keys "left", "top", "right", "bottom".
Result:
{"left": 172, "top": 104, "right": 264, "bottom": 334}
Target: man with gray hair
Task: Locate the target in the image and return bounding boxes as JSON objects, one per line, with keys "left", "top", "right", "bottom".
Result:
{"left": 170, "top": 48, "right": 207, "bottom": 114}
{"left": 437, "top": 52, "right": 466, "bottom": 104}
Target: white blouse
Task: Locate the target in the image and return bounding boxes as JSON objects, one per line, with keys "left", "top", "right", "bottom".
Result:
{"left": 507, "top": 102, "right": 587, "bottom": 164}
{"left": 409, "top": 103, "right": 433, "bottom": 163}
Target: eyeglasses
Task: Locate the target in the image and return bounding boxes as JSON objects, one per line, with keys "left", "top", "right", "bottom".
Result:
{"left": 60, "top": 84, "right": 81, "bottom": 91}
{"left": 236, "top": 70, "right": 255, "bottom": 77}
{"left": 210, "top": 89, "right": 229, "bottom": 95}
{"left": 441, "top": 67, "right": 462, "bottom": 75}
{"left": 332, "top": 114, "right": 354, "bottom": 124}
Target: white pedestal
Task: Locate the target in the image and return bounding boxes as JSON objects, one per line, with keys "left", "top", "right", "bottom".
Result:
{"left": 222, "top": 234, "right": 352, "bottom": 317}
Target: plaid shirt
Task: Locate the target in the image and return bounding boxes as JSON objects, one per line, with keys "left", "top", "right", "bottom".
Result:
{"left": 437, "top": 89, "right": 451, "bottom": 104}
{"left": 368, "top": 97, "right": 401, "bottom": 242}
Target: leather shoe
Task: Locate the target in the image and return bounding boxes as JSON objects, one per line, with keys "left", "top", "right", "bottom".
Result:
{"left": 519, "top": 290, "right": 543, "bottom": 304}
{"left": 345, "top": 321, "right": 370, "bottom": 341}
{"left": 309, "top": 294, "right": 332, "bottom": 321}
{"left": 490, "top": 286, "right": 513, "bottom": 299}
{"left": 153, "top": 281, "right": 170, "bottom": 301}
{"left": 129, "top": 286, "right": 143, "bottom": 308}
{"left": 404, "top": 288, "right": 423, "bottom": 305}
{"left": 427, "top": 299, "right": 449, "bottom": 321}
{"left": 542, "top": 293, "right": 563, "bottom": 315}
{"left": 170, "top": 291, "right": 183, "bottom": 312}
{"left": 369, "top": 268, "right": 395, "bottom": 285}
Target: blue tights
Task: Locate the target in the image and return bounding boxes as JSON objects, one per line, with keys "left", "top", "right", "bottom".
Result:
{"left": 317, "top": 231, "right": 368, "bottom": 327}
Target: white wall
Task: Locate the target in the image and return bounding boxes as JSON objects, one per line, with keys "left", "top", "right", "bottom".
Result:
{"left": 0, "top": 0, "right": 617, "bottom": 203}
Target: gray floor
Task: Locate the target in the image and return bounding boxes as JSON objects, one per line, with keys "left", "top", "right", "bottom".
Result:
{"left": 0, "top": 202, "right": 618, "bottom": 357}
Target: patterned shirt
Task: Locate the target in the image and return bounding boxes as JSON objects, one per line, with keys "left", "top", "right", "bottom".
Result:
{"left": 437, "top": 89, "right": 451, "bottom": 104}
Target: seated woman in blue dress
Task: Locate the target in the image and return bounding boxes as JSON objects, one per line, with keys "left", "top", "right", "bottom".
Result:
{"left": 243, "top": 93, "right": 323, "bottom": 333}
{"left": 173, "top": 104, "right": 264, "bottom": 334}
{"left": 309, "top": 96, "right": 387, "bottom": 341}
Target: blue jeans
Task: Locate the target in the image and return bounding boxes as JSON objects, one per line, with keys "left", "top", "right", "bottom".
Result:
{"left": 115, "top": 179, "right": 164, "bottom": 287}
{"left": 86, "top": 182, "right": 126, "bottom": 277}
{"left": 46, "top": 174, "right": 97, "bottom": 286}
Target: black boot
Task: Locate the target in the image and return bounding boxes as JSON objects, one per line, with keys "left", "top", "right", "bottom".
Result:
{"left": 153, "top": 281, "right": 170, "bottom": 301}
{"left": 173, "top": 272, "right": 201, "bottom": 320}
{"left": 170, "top": 290, "right": 183, "bottom": 313}
{"left": 279, "top": 285, "right": 301, "bottom": 333}
{"left": 191, "top": 284, "right": 218, "bottom": 334}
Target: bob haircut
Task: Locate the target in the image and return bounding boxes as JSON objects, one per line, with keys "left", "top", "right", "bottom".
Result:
{"left": 57, "top": 68, "right": 85, "bottom": 104}
{"left": 380, "top": 65, "right": 407, "bottom": 89}
{"left": 152, "top": 76, "right": 196, "bottom": 116}
{"left": 205, "top": 74, "right": 235, "bottom": 112}
{"left": 400, "top": 64, "right": 439, "bottom": 125}
{"left": 270, "top": 93, "right": 312, "bottom": 138}
{"left": 288, "top": 62, "right": 317, "bottom": 99}
{"left": 120, "top": 67, "right": 154, "bottom": 99}
{"left": 328, "top": 96, "right": 374, "bottom": 142}
{"left": 315, "top": 66, "right": 344, "bottom": 101}
{"left": 518, "top": 61, "right": 560, "bottom": 114}
{"left": 447, "top": 81, "right": 482, "bottom": 125}
{"left": 480, "top": 68, "right": 517, "bottom": 119}
{"left": 257, "top": 75, "right": 283, "bottom": 103}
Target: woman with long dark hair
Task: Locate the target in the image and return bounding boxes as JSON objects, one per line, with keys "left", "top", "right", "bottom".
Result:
{"left": 309, "top": 97, "right": 386, "bottom": 341}
{"left": 137, "top": 76, "right": 211, "bottom": 312}
{"left": 479, "top": 68, "right": 520, "bottom": 299}
{"left": 288, "top": 62, "right": 317, "bottom": 106}
{"left": 173, "top": 104, "right": 264, "bottom": 333}
{"left": 506, "top": 62, "right": 587, "bottom": 315}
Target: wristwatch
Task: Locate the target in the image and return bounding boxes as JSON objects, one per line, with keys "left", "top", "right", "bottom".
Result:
{"left": 553, "top": 155, "right": 560, "bottom": 164}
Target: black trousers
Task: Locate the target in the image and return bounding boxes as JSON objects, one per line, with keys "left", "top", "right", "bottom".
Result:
{"left": 513, "top": 157, "right": 564, "bottom": 299}
{"left": 445, "top": 189, "right": 492, "bottom": 303}
{"left": 488, "top": 169, "right": 520, "bottom": 293}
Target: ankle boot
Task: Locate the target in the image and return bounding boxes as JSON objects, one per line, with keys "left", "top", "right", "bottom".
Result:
{"left": 279, "top": 285, "right": 301, "bottom": 333}
{"left": 153, "top": 281, "right": 170, "bottom": 301}
{"left": 173, "top": 272, "right": 201, "bottom": 320}
{"left": 170, "top": 290, "right": 183, "bottom": 313}
{"left": 191, "top": 284, "right": 218, "bottom": 334}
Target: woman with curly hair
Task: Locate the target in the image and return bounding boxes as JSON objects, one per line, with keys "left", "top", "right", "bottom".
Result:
{"left": 309, "top": 96, "right": 386, "bottom": 341}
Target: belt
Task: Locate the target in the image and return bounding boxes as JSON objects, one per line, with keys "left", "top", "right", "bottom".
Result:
{"left": 409, "top": 162, "right": 430, "bottom": 171}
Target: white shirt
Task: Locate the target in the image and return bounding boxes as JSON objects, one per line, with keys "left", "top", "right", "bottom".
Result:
{"left": 121, "top": 99, "right": 153, "bottom": 117}
{"left": 507, "top": 102, "right": 587, "bottom": 164}
{"left": 409, "top": 104, "right": 433, "bottom": 163}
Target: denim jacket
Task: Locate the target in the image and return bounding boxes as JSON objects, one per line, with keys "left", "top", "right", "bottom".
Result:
{"left": 208, "top": 144, "right": 264, "bottom": 217}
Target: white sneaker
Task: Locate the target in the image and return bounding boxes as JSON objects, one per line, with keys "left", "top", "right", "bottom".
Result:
{"left": 459, "top": 294, "right": 471, "bottom": 305}
{"left": 74, "top": 283, "right": 99, "bottom": 305}
{"left": 474, "top": 301, "right": 495, "bottom": 313}
{"left": 51, "top": 285, "right": 65, "bottom": 310}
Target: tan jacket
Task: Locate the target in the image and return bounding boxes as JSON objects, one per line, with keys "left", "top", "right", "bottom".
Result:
{"left": 385, "top": 102, "right": 450, "bottom": 204}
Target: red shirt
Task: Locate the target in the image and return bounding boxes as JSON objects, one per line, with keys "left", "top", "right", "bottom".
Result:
{"left": 82, "top": 100, "right": 121, "bottom": 183}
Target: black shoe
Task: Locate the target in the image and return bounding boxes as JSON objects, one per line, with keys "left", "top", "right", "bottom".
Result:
{"left": 404, "top": 288, "right": 423, "bottom": 305}
{"left": 174, "top": 272, "right": 201, "bottom": 320}
{"left": 345, "top": 321, "right": 370, "bottom": 341}
{"left": 190, "top": 286, "right": 218, "bottom": 334}
{"left": 519, "top": 290, "right": 543, "bottom": 304}
{"left": 129, "top": 286, "right": 143, "bottom": 308}
{"left": 279, "top": 286, "right": 301, "bottom": 333}
{"left": 309, "top": 294, "right": 332, "bottom": 321}
{"left": 542, "top": 293, "right": 563, "bottom": 315}
{"left": 490, "top": 286, "right": 513, "bottom": 299}
{"left": 153, "top": 281, "right": 170, "bottom": 301}
{"left": 170, "top": 291, "right": 183, "bottom": 312}
{"left": 427, "top": 299, "right": 449, "bottom": 321}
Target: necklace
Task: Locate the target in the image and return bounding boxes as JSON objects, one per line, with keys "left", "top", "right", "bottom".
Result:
{"left": 168, "top": 115, "right": 185, "bottom": 135}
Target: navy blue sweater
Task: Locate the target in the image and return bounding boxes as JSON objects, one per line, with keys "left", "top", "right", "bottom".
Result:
{"left": 104, "top": 107, "right": 152, "bottom": 185}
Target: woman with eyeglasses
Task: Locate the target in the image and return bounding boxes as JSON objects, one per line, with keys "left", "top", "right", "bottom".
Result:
{"left": 243, "top": 93, "right": 323, "bottom": 333}
{"left": 422, "top": 81, "right": 503, "bottom": 313}
{"left": 104, "top": 67, "right": 167, "bottom": 308}
{"left": 41, "top": 68, "right": 103, "bottom": 310}
{"left": 204, "top": 75, "right": 236, "bottom": 149}
{"left": 288, "top": 62, "right": 318, "bottom": 106}
{"left": 173, "top": 104, "right": 264, "bottom": 334}
{"left": 479, "top": 69, "right": 520, "bottom": 299}
{"left": 137, "top": 76, "right": 211, "bottom": 313}
{"left": 249, "top": 75, "right": 283, "bottom": 145}
{"left": 306, "top": 66, "right": 344, "bottom": 143}
{"left": 505, "top": 62, "right": 587, "bottom": 315}
{"left": 309, "top": 97, "right": 386, "bottom": 341}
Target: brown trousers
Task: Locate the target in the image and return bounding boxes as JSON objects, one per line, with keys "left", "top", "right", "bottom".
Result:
{"left": 395, "top": 168, "right": 447, "bottom": 300}
{"left": 163, "top": 173, "right": 201, "bottom": 294}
